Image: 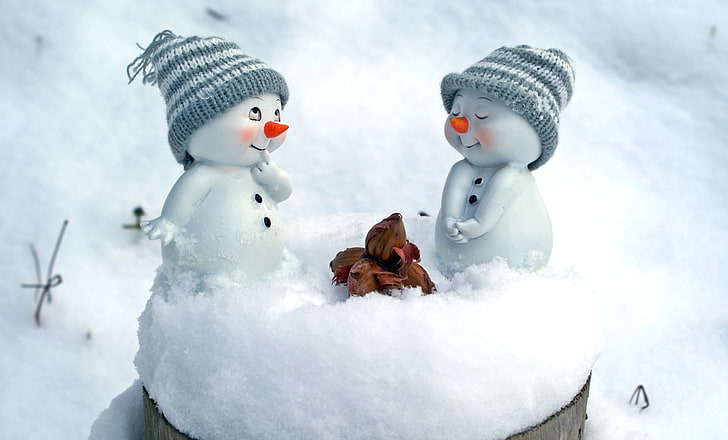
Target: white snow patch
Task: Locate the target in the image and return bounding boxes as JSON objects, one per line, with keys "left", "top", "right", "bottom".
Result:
{"left": 133, "top": 215, "right": 600, "bottom": 440}
{"left": 1, "top": 1, "right": 726, "bottom": 439}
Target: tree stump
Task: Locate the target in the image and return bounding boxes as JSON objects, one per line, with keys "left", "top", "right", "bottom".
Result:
{"left": 506, "top": 374, "right": 591, "bottom": 440}
{"left": 143, "top": 375, "right": 590, "bottom": 440}
{"left": 143, "top": 387, "right": 196, "bottom": 440}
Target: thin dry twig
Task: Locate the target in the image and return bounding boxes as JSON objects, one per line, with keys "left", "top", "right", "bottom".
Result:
{"left": 629, "top": 384, "right": 649, "bottom": 411}
{"left": 29, "top": 243, "right": 42, "bottom": 301}
{"left": 21, "top": 220, "right": 69, "bottom": 326}
{"left": 123, "top": 206, "right": 145, "bottom": 229}
{"left": 205, "top": 7, "right": 227, "bottom": 21}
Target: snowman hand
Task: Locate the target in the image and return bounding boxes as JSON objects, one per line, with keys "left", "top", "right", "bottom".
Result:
{"left": 252, "top": 151, "right": 292, "bottom": 202}
{"left": 454, "top": 219, "right": 483, "bottom": 240}
{"left": 444, "top": 217, "right": 469, "bottom": 244}
{"left": 141, "top": 217, "right": 178, "bottom": 246}
{"left": 252, "top": 151, "right": 283, "bottom": 184}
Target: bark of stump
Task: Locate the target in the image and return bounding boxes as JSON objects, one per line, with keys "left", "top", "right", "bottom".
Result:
{"left": 143, "top": 387, "right": 197, "bottom": 440}
{"left": 142, "top": 375, "right": 591, "bottom": 440}
{"left": 506, "top": 374, "right": 591, "bottom": 440}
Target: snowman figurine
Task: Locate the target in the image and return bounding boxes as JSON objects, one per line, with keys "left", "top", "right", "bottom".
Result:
{"left": 127, "top": 31, "right": 292, "bottom": 279}
{"left": 435, "top": 45, "right": 575, "bottom": 275}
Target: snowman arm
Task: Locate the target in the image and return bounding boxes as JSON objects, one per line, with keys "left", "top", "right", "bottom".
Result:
{"left": 143, "top": 166, "right": 213, "bottom": 242}
{"left": 251, "top": 151, "right": 293, "bottom": 202}
{"left": 439, "top": 160, "right": 474, "bottom": 221}
{"left": 140, "top": 217, "right": 177, "bottom": 245}
{"left": 456, "top": 165, "right": 522, "bottom": 239}
{"left": 267, "top": 169, "right": 293, "bottom": 202}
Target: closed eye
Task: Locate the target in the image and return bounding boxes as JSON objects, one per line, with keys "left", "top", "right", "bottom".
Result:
{"left": 475, "top": 114, "right": 488, "bottom": 120}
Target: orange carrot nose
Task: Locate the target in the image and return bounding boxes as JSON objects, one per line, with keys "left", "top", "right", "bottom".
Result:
{"left": 264, "top": 121, "right": 289, "bottom": 138}
{"left": 449, "top": 117, "right": 469, "bottom": 134}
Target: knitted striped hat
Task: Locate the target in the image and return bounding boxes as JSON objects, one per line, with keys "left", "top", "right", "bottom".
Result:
{"left": 441, "top": 45, "right": 574, "bottom": 170}
{"left": 127, "top": 30, "right": 289, "bottom": 169}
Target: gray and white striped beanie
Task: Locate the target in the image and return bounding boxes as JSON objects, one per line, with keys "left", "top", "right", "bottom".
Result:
{"left": 441, "top": 45, "right": 574, "bottom": 170}
{"left": 127, "top": 30, "right": 289, "bottom": 169}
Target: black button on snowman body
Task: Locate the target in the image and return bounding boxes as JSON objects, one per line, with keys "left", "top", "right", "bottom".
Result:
{"left": 469, "top": 177, "right": 484, "bottom": 205}
{"left": 254, "top": 193, "right": 273, "bottom": 228}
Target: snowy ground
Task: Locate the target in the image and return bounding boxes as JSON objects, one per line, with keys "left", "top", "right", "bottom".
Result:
{"left": 1, "top": 0, "right": 727, "bottom": 439}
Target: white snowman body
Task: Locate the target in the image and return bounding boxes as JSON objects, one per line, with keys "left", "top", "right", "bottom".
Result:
{"left": 435, "top": 88, "right": 552, "bottom": 274}
{"left": 142, "top": 93, "right": 292, "bottom": 279}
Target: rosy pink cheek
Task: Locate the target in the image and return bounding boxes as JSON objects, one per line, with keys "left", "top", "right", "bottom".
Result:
{"left": 238, "top": 126, "right": 257, "bottom": 144}
{"left": 475, "top": 127, "right": 491, "bottom": 147}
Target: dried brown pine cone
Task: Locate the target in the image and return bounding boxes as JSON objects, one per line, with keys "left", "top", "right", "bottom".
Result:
{"left": 330, "top": 213, "right": 435, "bottom": 297}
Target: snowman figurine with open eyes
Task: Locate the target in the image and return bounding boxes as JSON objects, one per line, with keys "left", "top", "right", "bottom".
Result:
{"left": 435, "top": 45, "right": 575, "bottom": 275}
{"left": 128, "top": 31, "right": 292, "bottom": 279}
{"left": 147, "top": 93, "right": 292, "bottom": 278}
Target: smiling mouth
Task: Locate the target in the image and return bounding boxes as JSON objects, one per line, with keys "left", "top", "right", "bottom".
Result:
{"left": 250, "top": 144, "right": 266, "bottom": 151}
{"left": 465, "top": 142, "right": 480, "bottom": 149}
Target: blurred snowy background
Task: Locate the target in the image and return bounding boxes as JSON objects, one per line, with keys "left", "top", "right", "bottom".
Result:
{"left": 1, "top": 0, "right": 726, "bottom": 438}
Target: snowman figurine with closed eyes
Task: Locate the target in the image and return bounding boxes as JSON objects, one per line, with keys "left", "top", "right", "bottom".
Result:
{"left": 435, "top": 45, "right": 575, "bottom": 275}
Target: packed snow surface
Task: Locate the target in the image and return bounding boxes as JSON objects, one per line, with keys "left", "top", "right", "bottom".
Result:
{"left": 2, "top": 0, "right": 727, "bottom": 439}
{"left": 130, "top": 215, "right": 599, "bottom": 440}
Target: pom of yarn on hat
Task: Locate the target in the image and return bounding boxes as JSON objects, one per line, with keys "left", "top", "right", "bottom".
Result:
{"left": 441, "top": 45, "right": 574, "bottom": 170}
{"left": 127, "top": 30, "right": 289, "bottom": 169}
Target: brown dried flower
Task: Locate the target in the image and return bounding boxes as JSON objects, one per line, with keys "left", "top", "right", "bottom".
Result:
{"left": 330, "top": 213, "right": 436, "bottom": 297}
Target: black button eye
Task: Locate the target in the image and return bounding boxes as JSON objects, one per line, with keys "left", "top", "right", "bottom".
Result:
{"left": 274, "top": 109, "right": 281, "bottom": 122}
{"left": 249, "top": 107, "right": 262, "bottom": 121}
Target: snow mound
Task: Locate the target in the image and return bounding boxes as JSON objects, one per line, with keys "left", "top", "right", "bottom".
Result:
{"left": 134, "top": 214, "right": 601, "bottom": 440}
{"left": 88, "top": 380, "right": 144, "bottom": 440}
